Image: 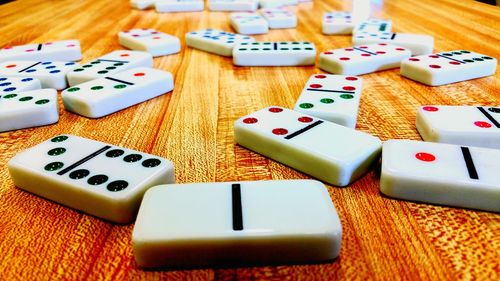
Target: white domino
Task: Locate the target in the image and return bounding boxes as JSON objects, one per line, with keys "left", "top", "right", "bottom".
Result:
{"left": 132, "top": 180, "right": 342, "bottom": 267}
{"left": 230, "top": 12, "right": 269, "bottom": 35}
{"left": 259, "top": 0, "right": 298, "bottom": 8}
{"left": 66, "top": 50, "right": 153, "bottom": 86}
{"left": 0, "top": 77, "right": 41, "bottom": 94}
{"left": 62, "top": 67, "right": 173, "bottom": 118}
{"left": 352, "top": 19, "right": 392, "bottom": 34}
{"left": 118, "top": 29, "right": 181, "bottom": 57}
{"left": 234, "top": 106, "right": 382, "bottom": 186}
{"left": 416, "top": 105, "right": 500, "bottom": 149}
{"left": 261, "top": 8, "right": 297, "bottom": 29}
{"left": 322, "top": 12, "right": 354, "bottom": 35}
{"left": 0, "top": 89, "right": 58, "bottom": 132}
{"left": 400, "top": 50, "right": 497, "bottom": 86}
{"left": 208, "top": 0, "right": 258, "bottom": 11}
{"left": 155, "top": 0, "right": 204, "bottom": 12}
{"left": 0, "top": 40, "right": 81, "bottom": 62}
{"left": 8, "top": 134, "right": 175, "bottom": 223}
{"left": 233, "top": 41, "right": 316, "bottom": 66}
{"left": 319, "top": 43, "right": 411, "bottom": 75}
{"left": 380, "top": 140, "right": 500, "bottom": 213}
{"left": 353, "top": 32, "right": 434, "bottom": 56}
{"left": 294, "top": 74, "right": 363, "bottom": 128}
{"left": 0, "top": 61, "right": 79, "bottom": 90}
{"left": 185, "top": 29, "right": 255, "bottom": 57}
{"left": 131, "top": 0, "right": 155, "bottom": 9}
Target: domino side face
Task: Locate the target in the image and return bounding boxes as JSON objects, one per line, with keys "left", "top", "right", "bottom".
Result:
{"left": 0, "top": 40, "right": 81, "bottom": 62}
{"left": 132, "top": 180, "right": 342, "bottom": 267}
{"left": 319, "top": 43, "right": 411, "bottom": 75}
{"left": 0, "top": 77, "right": 41, "bottom": 94}
{"left": 380, "top": 140, "right": 500, "bottom": 212}
{"left": 155, "top": 0, "right": 204, "bottom": 12}
{"left": 8, "top": 134, "right": 175, "bottom": 223}
{"left": 294, "top": 74, "right": 363, "bottom": 128}
{"left": 185, "top": 29, "right": 255, "bottom": 57}
{"left": 259, "top": 0, "right": 298, "bottom": 8}
{"left": 118, "top": 29, "right": 181, "bottom": 57}
{"left": 130, "top": 0, "right": 155, "bottom": 9}
{"left": 353, "top": 32, "right": 434, "bottom": 56}
{"left": 66, "top": 50, "right": 153, "bottom": 86}
{"left": 400, "top": 50, "right": 497, "bottom": 86}
{"left": 234, "top": 106, "right": 382, "bottom": 186}
{"left": 208, "top": 0, "right": 258, "bottom": 11}
{"left": 322, "top": 12, "right": 354, "bottom": 35}
{"left": 233, "top": 41, "right": 316, "bottom": 66}
{"left": 0, "top": 61, "right": 79, "bottom": 90}
{"left": 261, "top": 8, "right": 297, "bottom": 29}
{"left": 62, "top": 67, "right": 173, "bottom": 118}
{"left": 416, "top": 105, "right": 500, "bottom": 149}
{"left": 230, "top": 12, "right": 269, "bottom": 35}
{"left": 352, "top": 19, "right": 392, "bottom": 34}
{"left": 0, "top": 89, "right": 58, "bottom": 132}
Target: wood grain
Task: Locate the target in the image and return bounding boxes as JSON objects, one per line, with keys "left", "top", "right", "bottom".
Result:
{"left": 0, "top": 0, "right": 499, "bottom": 280}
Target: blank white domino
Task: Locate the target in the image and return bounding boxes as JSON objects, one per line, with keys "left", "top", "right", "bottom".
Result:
{"left": 416, "top": 105, "right": 500, "bottom": 149}
{"left": 208, "top": 0, "right": 258, "bottom": 11}
{"left": 234, "top": 107, "right": 382, "bottom": 186}
{"left": 259, "top": 0, "right": 298, "bottom": 8}
{"left": 322, "top": 12, "right": 354, "bottom": 35}
{"left": 294, "top": 74, "right": 362, "bottom": 128}
{"left": 0, "top": 89, "right": 58, "bottom": 132}
{"left": 0, "top": 61, "right": 79, "bottom": 90}
{"left": 132, "top": 180, "right": 342, "bottom": 267}
{"left": 319, "top": 43, "right": 411, "bottom": 75}
{"left": 130, "top": 0, "right": 155, "bottom": 9}
{"left": 185, "top": 29, "right": 255, "bottom": 57}
{"left": 400, "top": 50, "right": 497, "bottom": 86}
{"left": 118, "top": 29, "right": 181, "bottom": 57}
{"left": 62, "top": 67, "right": 173, "bottom": 118}
{"left": 233, "top": 41, "right": 316, "bottom": 66}
{"left": 66, "top": 50, "right": 153, "bottom": 86}
{"left": 0, "top": 77, "right": 41, "bottom": 94}
{"left": 0, "top": 40, "right": 81, "bottom": 62}
{"left": 155, "top": 0, "right": 204, "bottom": 12}
{"left": 353, "top": 32, "right": 434, "bottom": 56}
{"left": 230, "top": 12, "right": 269, "bottom": 35}
{"left": 380, "top": 140, "right": 500, "bottom": 213}
{"left": 8, "top": 135, "right": 175, "bottom": 223}
{"left": 352, "top": 19, "right": 392, "bottom": 34}
{"left": 261, "top": 8, "right": 297, "bottom": 29}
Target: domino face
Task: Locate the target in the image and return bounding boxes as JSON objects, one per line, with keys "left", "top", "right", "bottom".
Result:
{"left": 230, "top": 12, "right": 269, "bottom": 35}
{"left": 233, "top": 41, "right": 316, "bottom": 66}
{"left": 155, "top": 0, "right": 204, "bottom": 12}
{"left": 234, "top": 106, "right": 382, "bottom": 186}
{"left": 66, "top": 50, "right": 153, "bottom": 86}
{"left": 400, "top": 50, "right": 497, "bottom": 86}
{"left": 259, "top": 0, "right": 298, "bottom": 8}
{"left": 319, "top": 43, "right": 411, "bottom": 75}
{"left": 261, "top": 8, "right": 297, "bottom": 29}
{"left": 118, "top": 29, "right": 180, "bottom": 57}
{"left": 0, "top": 61, "right": 79, "bottom": 90}
{"left": 294, "top": 74, "right": 363, "bottom": 128}
{"left": 0, "top": 40, "right": 81, "bottom": 62}
{"left": 62, "top": 67, "right": 174, "bottom": 118}
{"left": 322, "top": 12, "right": 354, "bottom": 35}
{"left": 380, "top": 140, "right": 500, "bottom": 212}
{"left": 8, "top": 134, "right": 176, "bottom": 223}
{"left": 416, "top": 105, "right": 500, "bottom": 149}
{"left": 0, "top": 89, "right": 58, "bottom": 132}
{"left": 132, "top": 180, "right": 342, "bottom": 267}
{"left": 0, "top": 77, "right": 41, "bottom": 94}
{"left": 130, "top": 0, "right": 155, "bottom": 9}
{"left": 208, "top": 0, "right": 258, "bottom": 11}
{"left": 353, "top": 32, "right": 434, "bottom": 56}
{"left": 352, "top": 19, "right": 392, "bottom": 34}
{"left": 185, "top": 29, "right": 255, "bottom": 57}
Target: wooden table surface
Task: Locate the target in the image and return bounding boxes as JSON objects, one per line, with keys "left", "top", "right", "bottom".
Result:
{"left": 0, "top": 0, "right": 499, "bottom": 280}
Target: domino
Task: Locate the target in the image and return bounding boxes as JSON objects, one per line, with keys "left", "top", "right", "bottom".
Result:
{"left": 259, "top": 0, "right": 298, "bottom": 8}
{"left": 208, "top": 0, "right": 258, "bottom": 11}
{"left": 132, "top": 180, "right": 342, "bottom": 267}
{"left": 66, "top": 50, "right": 153, "bottom": 86}
{"left": 319, "top": 43, "right": 411, "bottom": 75}
{"left": 416, "top": 105, "right": 500, "bottom": 149}
{"left": 233, "top": 41, "right": 316, "bottom": 66}
{"left": 62, "top": 67, "right": 173, "bottom": 118}
{"left": 155, "top": 0, "right": 204, "bottom": 12}
{"left": 0, "top": 40, "right": 81, "bottom": 62}
{"left": 0, "top": 89, "right": 58, "bottom": 132}
{"left": 352, "top": 19, "right": 392, "bottom": 34}
{"left": 230, "top": 12, "right": 269, "bottom": 35}
{"left": 8, "top": 134, "right": 175, "bottom": 223}
{"left": 322, "top": 12, "right": 354, "bottom": 35}
{"left": 185, "top": 29, "right": 255, "bottom": 57}
{"left": 0, "top": 61, "right": 79, "bottom": 90}
{"left": 353, "top": 32, "right": 434, "bottom": 56}
{"left": 294, "top": 74, "right": 363, "bottom": 128}
{"left": 261, "top": 8, "right": 297, "bottom": 29}
{"left": 380, "top": 140, "right": 500, "bottom": 213}
{"left": 118, "top": 29, "right": 181, "bottom": 57}
{"left": 130, "top": 0, "right": 155, "bottom": 9}
{"left": 0, "top": 77, "right": 41, "bottom": 94}
{"left": 400, "top": 50, "right": 497, "bottom": 86}
{"left": 234, "top": 107, "right": 382, "bottom": 186}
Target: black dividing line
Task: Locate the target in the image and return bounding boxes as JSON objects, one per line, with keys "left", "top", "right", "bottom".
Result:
{"left": 285, "top": 120, "right": 324, "bottom": 140}
{"left": 18, "top": 62, "right": 42, "bottom": 73}
{"left": 232, "top": 184, "right": 243, "bottom": 231}
{"left": 273, "top": 42, "right": 278, "bottom": 50}
{"left": 105, "top": 77, "right": 134, "bottom": 85}
{"left": 37, "top": 44, "right": 42, "bottom": 51}
{"left": 437, "top": 54, "right": 465, "bottom": 64}
{"left": 97, "top": 59, "right": 129, "bottom": 63}
{"left": 390, "top": 33, "right": 396, "bottom": 40}
{"left": 306, "top": 88, "right": 354, "bottom": 94}
{"left": 461, "top": 147, "right": 479, "bottom": 180}
{"left": 477, "top": 107, "right": 500, "bottom": 128}
{"left": 57, "top": 146, "right": 111, "bottom": 175}
{"left": 353, "top": 47, "right": 377, "bottom": 55}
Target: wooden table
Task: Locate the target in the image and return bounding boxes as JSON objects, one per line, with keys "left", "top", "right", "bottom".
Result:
{"left": 0, "top": 0, "right": 499, "bottom": 280}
